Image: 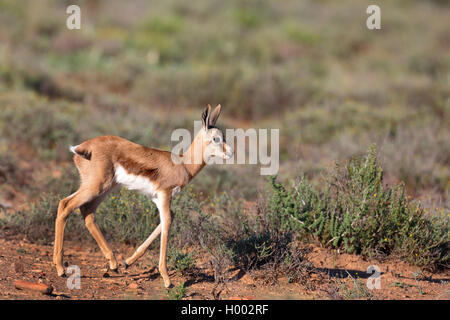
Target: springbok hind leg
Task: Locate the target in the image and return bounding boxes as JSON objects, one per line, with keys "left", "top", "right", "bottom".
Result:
{"left": 124, "top": 224, "right": 161, "bottom": 268}
{"left": 53, "top": 190, "right": 94, "bottom": 277}
{"left": 80, "top": 193, "right": 118, "bottom": 272}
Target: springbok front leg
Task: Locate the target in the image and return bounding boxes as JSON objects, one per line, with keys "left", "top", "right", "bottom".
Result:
{"left": 157, "top": 191, "right": 173, "bottom": 288}
{"left": 80, "top": 194, "right": 118, "bottom": 272}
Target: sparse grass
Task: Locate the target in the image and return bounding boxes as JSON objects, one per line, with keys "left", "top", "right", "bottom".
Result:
{"left": 338, "top": 278, "right": 374, "bottom": 300}
{"left": 96, "top": 188, "right": 159, "bottom": 245}
{"left": 0, "top": 102, "right": 80, "bottom": 160}
{"left": 390, "top": 281, "right": 424, "bottom": 295}
{"left": 0, "top": 188, "right": 160, "bottom": 245}
{"left": 165, "top": 282, "right": 187, "bottom": 300}
{"left": 168, "top": 248, "right": 196, "bottom": 274}
{"left": 1, "top": 193, "right": 86, "bottom": 244}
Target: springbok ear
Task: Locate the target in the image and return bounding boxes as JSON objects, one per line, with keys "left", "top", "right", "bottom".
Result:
{"left": 201, "top": 104, "right": 211, "bottom": 131}
{"left": 208, "top": 104, "right": 221, "bottom": 127}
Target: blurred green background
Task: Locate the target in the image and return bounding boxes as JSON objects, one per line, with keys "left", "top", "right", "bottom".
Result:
{"left": 0, "top": 0, "right": 448, "bottom": 211}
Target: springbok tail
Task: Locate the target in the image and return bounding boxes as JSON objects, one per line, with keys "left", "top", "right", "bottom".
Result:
{"left": 69, "top": 144, "right": 92, "bottom": 160}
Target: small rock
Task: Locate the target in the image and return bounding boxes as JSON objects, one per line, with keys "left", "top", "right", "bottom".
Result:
{"left": 128, "top": 283, "right": 139, "bottom": 290}
{"left": 31, "top": 269, "right": 43, "bottom": 273}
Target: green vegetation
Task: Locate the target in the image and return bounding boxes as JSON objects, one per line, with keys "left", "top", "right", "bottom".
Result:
{"left": 0, "top": 0, "right": 447, "bottom": 202}
{"left": 338, "top": 278, "right": 374, "bottom": 300}
{"left": 96, "top": 189, "right": 159, "bottom": 245}
{"left": 0, "top": 0, "right": 448, "bottom": 198}
{"left": 168, "top": 248, "right": 196, "bottom": 274}
{"left": 166, "top": 282, "right": 187, "bottom": 300}
{"left": 2, "top": 193, "right": 86, "bottom": 244}
{"left": 267, "top": 146, "right": 449, "bottom": 269}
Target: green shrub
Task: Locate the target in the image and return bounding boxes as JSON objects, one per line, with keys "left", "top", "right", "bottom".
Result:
{"left": 165, "top": 282, "right": 187, "bottom": 300}
{"left": 170, "top": 193, "right": 236, "bottom": 284}
{"left": 267, "top": 145, "right": 450, "bottom": 270}
{"left": 168, "top": 248, "right": 196, "bottom": 274}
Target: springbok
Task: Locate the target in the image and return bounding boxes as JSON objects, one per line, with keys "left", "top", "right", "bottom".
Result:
{"left": 53, "top": 104, "right": 233, "bottom": 288}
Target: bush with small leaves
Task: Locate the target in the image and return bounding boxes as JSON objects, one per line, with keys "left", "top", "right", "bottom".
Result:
{"left": 266, "top": 145, "right": 449, "bottom": 270}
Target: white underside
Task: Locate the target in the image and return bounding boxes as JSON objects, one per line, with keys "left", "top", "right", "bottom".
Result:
{"left": 115, "top": 165, "right": 158, "bottom": 198}
{"left": 114, "top": 165, "right": 181, "bottom": 208}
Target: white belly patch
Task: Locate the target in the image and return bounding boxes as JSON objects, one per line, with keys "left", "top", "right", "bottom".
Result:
{"left": 115, "top": 165, "right": 182, "bottom": 206}
{"left": 115, "top": 165, "right": 158, "bottom": 198}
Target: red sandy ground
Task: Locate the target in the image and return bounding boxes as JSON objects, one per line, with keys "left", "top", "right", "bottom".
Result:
{"left": 0, "top": 237, "right": 448, "bottom": 300}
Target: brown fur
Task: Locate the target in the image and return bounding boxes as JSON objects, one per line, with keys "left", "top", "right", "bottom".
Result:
{"left": 71, "top": 135, "right": 197, "bottom": 192}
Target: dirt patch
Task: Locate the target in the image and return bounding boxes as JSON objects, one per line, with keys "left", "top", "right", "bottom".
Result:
{"left": 0, "top": 238, "right": 448, "bottom": 300}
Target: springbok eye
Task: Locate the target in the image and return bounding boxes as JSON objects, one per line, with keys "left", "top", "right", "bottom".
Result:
{"left": 213, "top": 137, "right": 221, "bottom": 143}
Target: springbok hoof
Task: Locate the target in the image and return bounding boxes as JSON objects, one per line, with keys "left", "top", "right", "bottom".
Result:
{"left": 56, "top": 266, "right": 66, "bottom": 277}
{"left": 57, "top": 271, "right": 67, "bottom": 278}
{"left": 105, "top": 263, "right": 119, "bottom": 274}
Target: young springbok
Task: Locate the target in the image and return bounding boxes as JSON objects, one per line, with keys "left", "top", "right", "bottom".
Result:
{"left": 53, "top": 104, "right": 232, "bottom": 288}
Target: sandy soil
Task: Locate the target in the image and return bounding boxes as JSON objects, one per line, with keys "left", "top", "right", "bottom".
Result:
{"left": 0, "top": 237, "right": 448, "bottom": 300}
